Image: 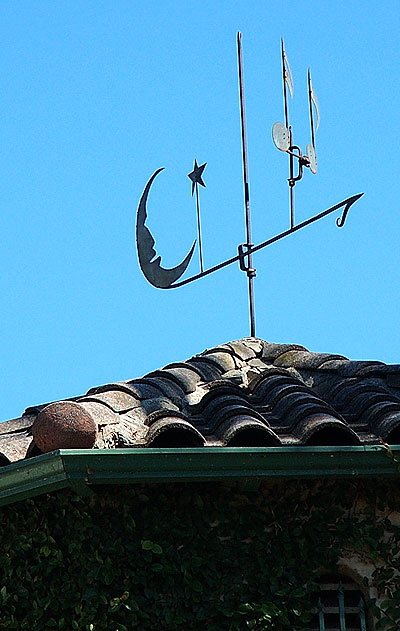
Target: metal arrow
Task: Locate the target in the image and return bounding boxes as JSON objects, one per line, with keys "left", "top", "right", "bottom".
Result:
{"left": 136, "top": 169, "right": 363, "bottom": 289}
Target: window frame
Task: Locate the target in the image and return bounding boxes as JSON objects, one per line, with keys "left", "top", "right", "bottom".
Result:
{"left": 313, "top": 574, "right": 369, "bottom": 631}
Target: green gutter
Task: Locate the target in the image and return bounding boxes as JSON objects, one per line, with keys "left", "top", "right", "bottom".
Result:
{"left": 0, "top": 445, "right": 399, "bottom": 507}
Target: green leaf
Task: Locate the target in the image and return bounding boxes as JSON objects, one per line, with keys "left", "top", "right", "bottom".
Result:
{"left": 141, "top": 540, "right": 154, "bottom": 551}
{"left": 291, "top": 587, "right": 306, "bottom": 598}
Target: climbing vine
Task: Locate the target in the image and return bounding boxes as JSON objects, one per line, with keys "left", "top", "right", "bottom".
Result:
{"left": 0, "top": 477, "right": 399, "bottom": 630}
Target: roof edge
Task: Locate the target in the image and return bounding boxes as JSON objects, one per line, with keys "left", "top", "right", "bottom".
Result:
{"left": 0, "top": 445, "right": 399, "bottom": 508}
{"left": 0, "top": 451, "right": 68, "bottom": 507}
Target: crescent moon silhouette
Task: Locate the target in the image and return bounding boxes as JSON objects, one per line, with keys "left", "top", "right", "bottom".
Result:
{"left": 136, "top": 168, "right": 196, "bottom": 288}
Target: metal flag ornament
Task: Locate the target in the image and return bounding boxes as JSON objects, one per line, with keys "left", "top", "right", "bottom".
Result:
{"left": 272, "top": 40, "right": 321, "bottom": 226}
{"left": 306, "top": 68, "right": 320, "bottom": 175}
{"left": 136, "top": 33, "right": 363, "bottom": 336}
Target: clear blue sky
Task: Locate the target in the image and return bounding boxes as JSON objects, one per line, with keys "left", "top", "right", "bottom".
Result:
{"left": 1, "top": 1, "right": 399, "bottom": 422}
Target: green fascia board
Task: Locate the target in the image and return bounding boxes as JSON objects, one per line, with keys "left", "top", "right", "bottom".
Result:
{"left": 0, "top": 445, "right": 399, "bottom": 507}
{"left": 0, "top": 452, "right": 68, "bottom": 507}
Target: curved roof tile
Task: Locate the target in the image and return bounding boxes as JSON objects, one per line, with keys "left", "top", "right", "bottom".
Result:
{"left": 2, "top": 337, "right": 400, "bottom": 462}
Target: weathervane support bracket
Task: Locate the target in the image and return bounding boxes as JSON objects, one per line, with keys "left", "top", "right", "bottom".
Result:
{"left": 238, "top": 244, "right": 257, "bottom": 277}
{"left": 288, "top": 145, "right": 310, "bottom": 187}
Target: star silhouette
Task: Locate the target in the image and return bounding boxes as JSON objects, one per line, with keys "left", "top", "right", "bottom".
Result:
{"left": 188, "top": 159, "right": 207, "bottom": 196}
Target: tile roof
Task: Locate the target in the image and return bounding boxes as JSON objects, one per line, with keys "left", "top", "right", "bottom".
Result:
{"left": 2, "top": 337, "right": 400, "bottom": 465}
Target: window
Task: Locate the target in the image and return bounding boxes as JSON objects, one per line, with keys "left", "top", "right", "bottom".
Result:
{"left": 311, "top": 574, "right": 368, "bottom": 631}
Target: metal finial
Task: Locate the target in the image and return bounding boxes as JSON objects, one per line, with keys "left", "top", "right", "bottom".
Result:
{"left": 188, "top": 159, "right": 206, "bottom": 273}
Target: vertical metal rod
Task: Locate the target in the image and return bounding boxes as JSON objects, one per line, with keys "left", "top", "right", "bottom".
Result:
{"left": 195, "top": 183, "right": 204, "bottom": 273}
{"left": 358, "top": 597, "right": 366, "bottom": 631}
{"left": 289, "top": 133, "right": 295, "bottom": 229}
{"left": 317, "top": 598, "right": 326, "bottom": 631}
{"left": 237, "top": 31, "right": 256, "bottom": 338}
{"left": 338, "top": 584, "right": 346, "bottom": 631}
{"left": 308, "top": 68, "right": 316, "bottom": 149}
{"left": 281, "top": 39, "right": 295, "bottom": 228}
{"left": 281, "top": 39, "right": 295, "bottom": 229}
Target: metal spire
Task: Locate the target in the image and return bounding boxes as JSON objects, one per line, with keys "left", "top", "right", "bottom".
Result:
{"left": 281, "top": 39, "right": 296, "bottom": 227}
{"left": 237, "top": 31, "right": 256, "bottom": 338}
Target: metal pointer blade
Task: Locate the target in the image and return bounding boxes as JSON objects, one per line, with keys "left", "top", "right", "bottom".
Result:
{"left": 167, "top": 193, "right": 363, "bottom": 288}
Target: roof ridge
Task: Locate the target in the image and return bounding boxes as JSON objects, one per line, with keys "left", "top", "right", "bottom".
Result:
{"left": 2, "top": 337, "right": 400, "bottom": 464}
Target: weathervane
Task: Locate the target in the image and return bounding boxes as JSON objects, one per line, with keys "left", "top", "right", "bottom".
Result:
{"left": 136, "top": 33, "right": 363, "bottom": 336}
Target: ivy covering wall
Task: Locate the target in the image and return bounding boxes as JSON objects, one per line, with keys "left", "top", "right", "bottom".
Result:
{"left": 0, "top": 478, "right": 399, "bottom": 630}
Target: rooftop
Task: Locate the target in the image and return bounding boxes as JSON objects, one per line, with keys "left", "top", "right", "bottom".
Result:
{"left": 2, "top": 337, "right": 400, "bottom": 465}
